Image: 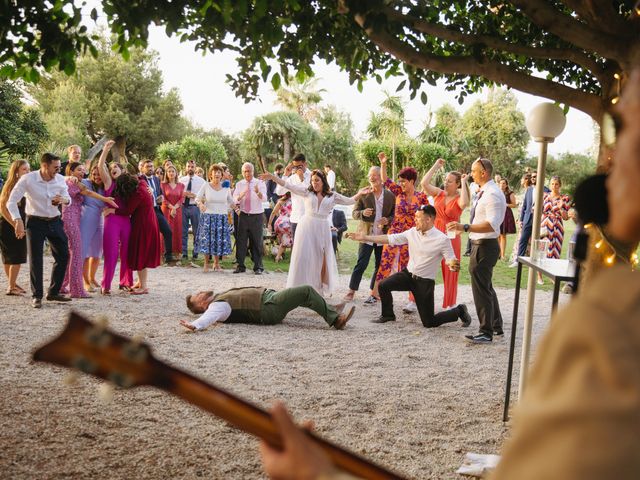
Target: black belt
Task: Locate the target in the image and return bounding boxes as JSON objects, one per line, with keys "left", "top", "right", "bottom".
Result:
{"left": 408, "top": 270, "right": 432, "bottom": 282}
{"left": 471, "top": 238, "right": 498, "bottom": 245}
{"left": 240, "top": 212, "right": 263, "bottom": 216}
{"left": 27, "top": 215, "right": 60, "bottom": 222}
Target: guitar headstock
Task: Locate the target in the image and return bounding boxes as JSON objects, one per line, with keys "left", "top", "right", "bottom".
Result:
{"left": 33, "top": 311, "right": 161, "bottom": 389}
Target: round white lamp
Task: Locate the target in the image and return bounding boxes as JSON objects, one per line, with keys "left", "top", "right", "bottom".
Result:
{"left": 512, "top": 103, "right": 566, "bottom": 416}
{"left": 526, "top": 103, "right": 567, "bottom": 142}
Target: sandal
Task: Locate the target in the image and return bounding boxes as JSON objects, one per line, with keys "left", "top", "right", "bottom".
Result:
{"left": 15, "top": 285, "right": 27, "bottom": 294}
{"left": 101, "top": 289, "right": 111, "bottom": 296}
{"left": 119, "top": 285, "right": 132, "bottom": 292}
{"left": 6, "top": 287, "right": 24, "bottom": 296}
{"left": 130, "top": 288, "right": 149, "bottom": 295}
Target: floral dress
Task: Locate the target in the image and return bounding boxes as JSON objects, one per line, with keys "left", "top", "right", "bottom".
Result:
{"left": 375, "top": 178, "right": 430, "bottom": 283}
{"left": 274, "top": 199, "right": 293, "bottom": 248}
{"left": 542, "top": 193, "right": 571, "bottom": 259}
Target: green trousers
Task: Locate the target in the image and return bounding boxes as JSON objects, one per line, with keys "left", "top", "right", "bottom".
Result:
{"left": 259, "top": 285, "right": 339, "bottom": 326}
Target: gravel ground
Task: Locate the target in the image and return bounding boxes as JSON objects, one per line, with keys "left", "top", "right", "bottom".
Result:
{"left": 0, "top": 259, "right": 567, "bottom": 479}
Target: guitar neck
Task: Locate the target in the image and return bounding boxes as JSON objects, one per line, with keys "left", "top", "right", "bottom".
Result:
{"left": 152, "top": 359, "right": 408, "bottom": 480}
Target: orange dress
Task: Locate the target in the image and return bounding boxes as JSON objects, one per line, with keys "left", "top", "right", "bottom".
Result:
{"left": 433, "top": 191, "right": 462, "bottom": 308}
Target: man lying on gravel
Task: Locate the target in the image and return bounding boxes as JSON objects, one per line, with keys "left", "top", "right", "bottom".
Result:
{"left": 180, "top": 285, "right": 355, "bottom": 332}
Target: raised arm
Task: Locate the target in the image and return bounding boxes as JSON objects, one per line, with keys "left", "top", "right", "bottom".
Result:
{"left": 378, "top": 152, "right": 389, "bottom": 184}
{"left": 97, "top": 140, "right": 115, "bottom": 190}
{"left": 458, "top": 174, "right": 470, "bottom": 210}
{"left": 259, "top": 172, "right": 308, "bottom": 197}
{"left": 421, "top": 158, "right": 445, "bottom": 197}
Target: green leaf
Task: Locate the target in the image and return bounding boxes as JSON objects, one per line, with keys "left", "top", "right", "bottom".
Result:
{"left": 395, "top": 80, "right": 406, "bottom": 92}
{"left": 90, "top": 8, "right": 98, "bottom": 21}
{"left": 420, "top": 91, "right": 428, "bottom": 105}
{"left": 271, "top": 72, "right": 281, "bottom": 90}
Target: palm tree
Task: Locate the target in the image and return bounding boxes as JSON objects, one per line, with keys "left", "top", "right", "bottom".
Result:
{"left": 275, "top": 76, "right": 325, "bottom": 123}
{"left": 246, "top": 111, "right": 314, "bottom": 167}
{"left": 366, "top": 91, "right": 407, "bottom": 178}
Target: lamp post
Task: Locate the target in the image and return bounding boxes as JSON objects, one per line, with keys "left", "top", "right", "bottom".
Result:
{"left": 518, "top": 103, "right": 566, "bottom": 398}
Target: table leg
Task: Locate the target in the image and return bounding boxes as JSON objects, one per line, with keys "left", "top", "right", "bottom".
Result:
{"left": 503, "top": 261, "right": 523, "bottom": 422}
{"left": 552, "top": 280, "right": 561, "bottom": 314}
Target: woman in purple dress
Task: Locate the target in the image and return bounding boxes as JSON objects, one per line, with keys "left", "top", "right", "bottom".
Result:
{"left": 61, "top": 162, "right": 116, "bottom": 297}
{"left": 81, "top": 165, "right": 108, "bottom": 292}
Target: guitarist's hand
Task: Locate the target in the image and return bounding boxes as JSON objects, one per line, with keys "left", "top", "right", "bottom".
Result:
{"left": 260, "top": 402, "right": 336, "bottom": 480}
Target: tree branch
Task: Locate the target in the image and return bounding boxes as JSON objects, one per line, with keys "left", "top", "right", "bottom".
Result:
{"left": 354, "top": 13, "right": 603, "bottom": 120}
{"left": 509, "top": 0, "right": 630, "bottom": 61}
{"left": 383, "top": 7, "right": 606, "bottom": 85}
{"left": 560, "top": 0, "right": 633, "bottom": 36}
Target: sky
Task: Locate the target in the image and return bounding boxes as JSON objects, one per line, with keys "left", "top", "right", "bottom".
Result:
{"left": 131, "top": 24, "right": 596, "bottom": 159}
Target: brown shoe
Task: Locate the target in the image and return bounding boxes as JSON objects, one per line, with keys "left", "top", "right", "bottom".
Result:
{"left": 334, "top": 305, "right": 355, "bottom": 330}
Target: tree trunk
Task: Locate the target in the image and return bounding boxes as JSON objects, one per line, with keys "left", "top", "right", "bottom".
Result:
{"left": 283, "top": 134, "right": 291, "bottom": 164}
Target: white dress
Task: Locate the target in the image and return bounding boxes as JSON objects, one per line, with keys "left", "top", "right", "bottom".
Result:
{"left": 283, "top": 180, "right": 355, "bottom": 296}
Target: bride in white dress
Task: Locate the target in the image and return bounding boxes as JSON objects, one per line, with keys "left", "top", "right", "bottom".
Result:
{"left": 260, "top": 169, "right": 371, "bottom": 296}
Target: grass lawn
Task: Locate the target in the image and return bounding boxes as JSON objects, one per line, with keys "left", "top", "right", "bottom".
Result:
{"left": 185, "top": 209, "right": 577, "bottom": 292}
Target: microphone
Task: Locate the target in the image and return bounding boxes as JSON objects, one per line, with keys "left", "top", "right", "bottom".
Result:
{"left": 571, "top": 174, "right": 608, "bottom": 293}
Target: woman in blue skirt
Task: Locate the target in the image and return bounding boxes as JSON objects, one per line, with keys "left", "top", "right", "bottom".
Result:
{"left": 194, "top": 164, "right": 239, "bottom": 272}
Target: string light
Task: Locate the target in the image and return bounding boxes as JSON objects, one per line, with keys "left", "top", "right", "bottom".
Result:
{"left": 611, "top": 97, "right": 620, "bottom": 105}
{"left": 590, "top": 225, "right": 638, "bottom": 270}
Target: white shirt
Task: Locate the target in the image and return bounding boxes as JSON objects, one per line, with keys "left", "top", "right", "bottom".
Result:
{"left": 195, "top": 183, "right": 235, "bottom": 215}
{"left": 326, "top": 169, "right": 336, "bottom": 190}
{"left": 7, "top": 171, "right": 71, "bottom": 221}
{"left": 469, "top": 180, "right": 506, "bottom": 240}
{"left": 233, "top": 178, "right": 267, "bottom": 214}
{"left": 179, "top": 174, "right": 206, "bottom": 206}
{"left": 191, "top": 302, "right": 232, "bottom": 330}
{"left": 365, "top": 190, "right": 385, "bottom": 245}
{"left": 275, "top": 168, "right": 311, "bottom": 223}
{"left": 388, "top": 226, "right": 456, "bottom": 280}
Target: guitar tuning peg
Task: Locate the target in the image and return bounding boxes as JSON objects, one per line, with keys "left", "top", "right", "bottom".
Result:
{"left": 98, "top": 383, "right": 115, "bottom": 404}
{"left": 63, "top": 372, "right": 79, "bottom": 386}
{"left": 131, "top": 334, "right": 144, "bottom": 345}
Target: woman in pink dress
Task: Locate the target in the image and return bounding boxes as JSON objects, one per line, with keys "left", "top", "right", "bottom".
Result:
{"left": 374, "top": 152, "right": 430, "bottom": 312}
{"left": 98, "top": 140, "right": 135, "bottom": 294}
{"left": 420, "top": 158, "right": 469, "bottom": 308}
{"left": 61, "top": 162, "right": 116, "bottom": 298}
{"left": 161, "top": 165, "right": 185, "bottom": 258}
{"left": 113, "top": 172, "right": 161, "bottom": 295}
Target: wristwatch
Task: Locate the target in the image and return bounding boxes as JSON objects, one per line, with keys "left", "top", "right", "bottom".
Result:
{"left": 463, "top": 224, "right": 470, "bottom": 233}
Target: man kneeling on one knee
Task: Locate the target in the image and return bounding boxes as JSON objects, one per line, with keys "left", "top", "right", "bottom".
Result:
{"left": 180, "top": 285, "right": 355, "bottom": 331}
{"left": 346, "top": 205, "right": 471, "bottom": 328}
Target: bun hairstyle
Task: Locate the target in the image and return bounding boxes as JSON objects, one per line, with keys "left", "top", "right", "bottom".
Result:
{"left": 448, "top": 171, "right": 462, "bottom": 188}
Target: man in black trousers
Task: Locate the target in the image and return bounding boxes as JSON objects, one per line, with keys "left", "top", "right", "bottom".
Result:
{"left": 233, "top": 162, "right": 267, "bottom": 275}
{"left": 140, "top": 159, "right": 175, "bottom": 265}
{"left": 7, "top": 153, "right": 71, "bottom": 308}
{"left": 448, "top": 158, "right": 506, "bottom": 344}
{"left": 347, "top": 205, "right": 471, "bottom": 329}
{"left": 343, "top": 166, "right": 395, "bottom": 305}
